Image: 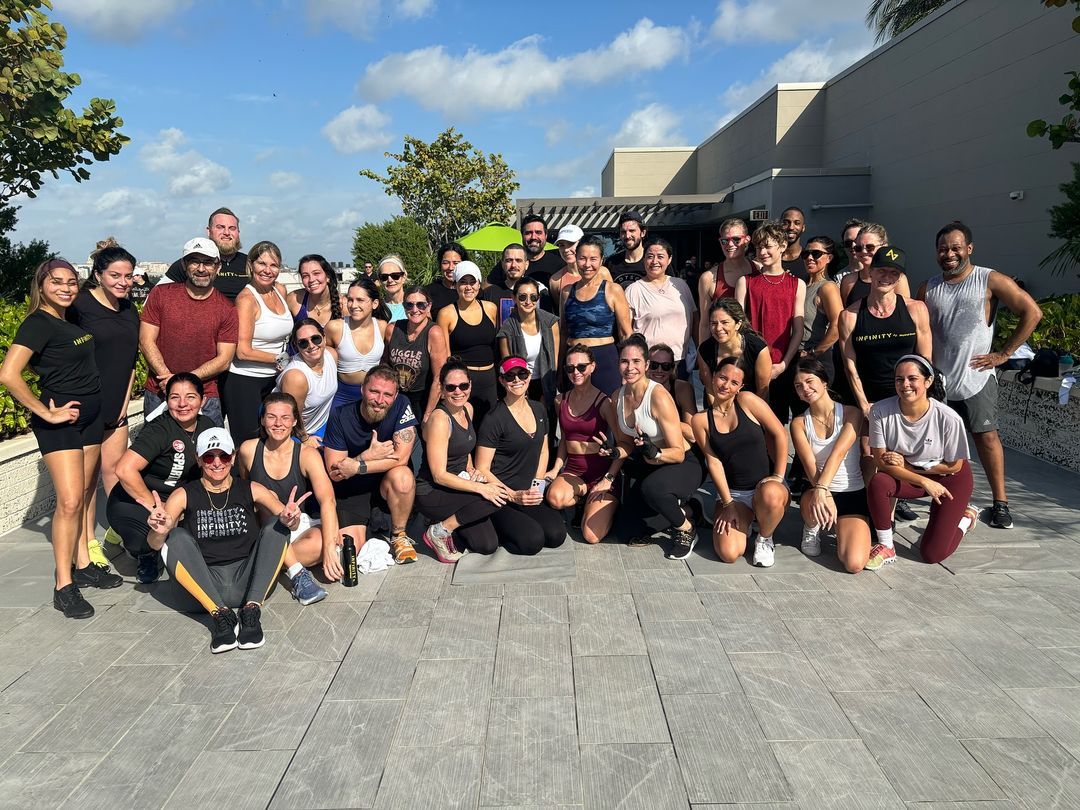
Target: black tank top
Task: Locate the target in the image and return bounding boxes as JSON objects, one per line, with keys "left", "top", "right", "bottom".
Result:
{"left": 852, "top": 296, "right": 917, "bottom": 403}
{"left": 181, "top": 478, "right": 259, "bottom": 565}
{"left": 249, "top": 440, "right": 313, "bottom": 516}
{"left": 707, "top": 400, "right": 771, "bottom": 491}
{"left": 386, "top": 319, "right": 434, "bottom": 393}
{"left": 449, "top": 302, "right": 496, "bottom": 367}
{"left": 419, "top": 403, "right": 476, "bottom": 482}
{"left": 845, "top": 275, "right": 872, "bottom": 306}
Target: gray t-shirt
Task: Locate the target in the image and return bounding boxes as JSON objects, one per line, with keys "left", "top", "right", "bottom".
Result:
{"left": 869, "top": 397, "right": 969, "bottom": 470}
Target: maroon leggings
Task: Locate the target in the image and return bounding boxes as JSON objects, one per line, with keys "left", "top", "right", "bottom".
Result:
{"left": 867, "top": 460, "right": 974, "bottom": 564}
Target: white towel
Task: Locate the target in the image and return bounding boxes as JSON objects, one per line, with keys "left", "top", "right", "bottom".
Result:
{"left": 356, "top": 537, "right": 394, "bottom": 574}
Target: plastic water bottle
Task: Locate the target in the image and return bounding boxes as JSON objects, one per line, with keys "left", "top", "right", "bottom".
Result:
{"left": 341, "top": 535, "right": 358, "bottom": 587}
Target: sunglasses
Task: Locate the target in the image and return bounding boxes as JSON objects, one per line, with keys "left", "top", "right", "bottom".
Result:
{"left": 801, "top": 249, "right": 830, "bottom": 261}
{"left": 443, "top": 381, "right": 471, "bottom": 393}
{"left": 843, "top": 239, "right": 858, "bottom": 248}
{"left": 200, "top": 451, "right": 233, "bottom": 463}
{"left": 853, "top": 244, "right": 880, "bottom": 254}
{"left": 719, "top": 236, "right": 745, "bottom": 245}
{"left": 648, "top": 360, "right": 675, "bottom": 371}
{"left": 500, "top": 369, "right": 530, "bottom": 381}
{"left": 379, "top": 272, "right": 404, "bottom": 281}
{"left": 516, "top": 293, "right": 540, "bottom": 303}
{"left": 566, "top": 362, "right": 591, "bottom": 374}
{"left": 404, "top": 300, "right": 429, "bottom": 311}
{"left": 296, "top": 334, "right": 324, "bottom": 350}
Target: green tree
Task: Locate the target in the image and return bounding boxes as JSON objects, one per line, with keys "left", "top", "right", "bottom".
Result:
{"left": 1027, "top": 2, "right": 1080, "bottom": 149}
{"left": 352, "top": 215, "right": 436, "bottom": 285}
{"left": 360, "top": 128, "right": 519, "bottom": 255}
{"left": 1, "top": 0, "right": 129, "bottom": 203}
{"left": 1040, "top": 162, "right": 1080, "bottom": 277}
{"left": 865, "top": 0, "right": 949, "bottom": 43}
{"left": 0, "top": 203, "right": 50, "bottom": 302}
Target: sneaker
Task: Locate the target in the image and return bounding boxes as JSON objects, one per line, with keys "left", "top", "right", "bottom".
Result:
{"left": 237, "top": 604, "right": 265, "bottom": 650}
{"left": 801, "top": 529, "right": 822, "bottom": 557}
{"left": 753, "top": 537, "right": 775, "bottom": 568}
{"left": 103, "top": 527, "right": 123, "bottom": 546}
{"left": 963, "top": 505, "right": 980, "bottom": 537}
{"left": 422, "top": 524, "right": 462, "bottom": 564}
{"left": 136, "top": 553, "right": 160, "bottom": 584}
{"left": 895, "top": 500, "right": 917, "bottom": 522}
{"left": 210, "top": 607, "right": 239, "bottom": 653}
{"left": 390, "top": 532, "right": 418, "bottom": 564}
{"left": 989, "top": 501, "right": 1013, "bottom": 530}
{"left": 53, "top": 583, "right": 94, "bottom": 619}
{"left": 72, "top": 563, "right": 123, "bottom": 590}
{"left": 87, "top": 538, "right": 110, "bottom": 568}
{"left": 291, "top": 568, "right": 328, "bottom": 606}
{"left": 666, "top": 528, "right": 698, "bottom": 560}
{"left": 865, "top": 543, "right": 897, "bottom": 571}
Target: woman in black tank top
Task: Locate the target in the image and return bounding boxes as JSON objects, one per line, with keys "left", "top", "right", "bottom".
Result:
{"left": 383, "top": 286, "right": 449, "bottom": 423}
{"left": 238, "top": 393, "right": 341, "bottom": 597}
{"left": 436, "top": 262, "right": 500, "bottom": 426}
{"left": 691, "top": 356, "right": 790, "bottom": 569}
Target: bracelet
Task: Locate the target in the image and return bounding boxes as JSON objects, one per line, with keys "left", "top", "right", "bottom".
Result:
{"left": 719, "top": 499, "right": 735, "bottom": 509}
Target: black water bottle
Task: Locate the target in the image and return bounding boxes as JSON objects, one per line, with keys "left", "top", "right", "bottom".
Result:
{"left": 341, "top": 535, "right": 358, "bottom": 587}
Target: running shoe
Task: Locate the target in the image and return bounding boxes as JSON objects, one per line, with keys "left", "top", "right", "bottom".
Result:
{"left": 136, "top": 553, "right": 160, "bottom": 584}
{"left": 989, "top": 501, "right": 1013, "bottom": 530}
{"left": 753, "top": 537, "right": 775, "bottom": 568}
{"left": 864, "top": 543, "right": 896, "bottom": 571}
{"left": 422, "top": 524, "right": 462, "bottom": 564}
{"left": 665, "top": 528, "right": 698, "bottom": 561}
{"left": 895, "top": 500, "right": 917, "bottom": 522}
{"left": 291, "top": 568, "right": 328, "bottom": 606}
{"left": 210, "top": 607, "right": 239, "bottom": 653}
{"left": 53, "top": 583, "right": 94, "bottom": 619}
{"left": 237, "top": 604, "right": 265, "bottom": 650}
{"left": 390, "top": 532, "right": 418, "bottom": 564}
{"left": 87, "top": 538, "right": 110, "bottom": 568}
{"left": 801, "top": 528, "right": 822, "bottom": 557}
{"left": 72, "top": 563, "right": 123, "bottom": 589}
{"left": 103, "top": 527, "right": 123, "bottom": 546}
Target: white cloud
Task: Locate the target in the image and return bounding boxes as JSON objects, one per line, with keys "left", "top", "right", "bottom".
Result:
{"left": 326, "top": 209, "right": 365, "bottom": 230}
{"left": 399, "top": 0, "right": 435, "bottom": 18}
{"left": 139, "top": 128, "right": 232, "bottom": 197}
{"left": 95, "top": 188, "right": 166, "bottom": 228}
{"left": 570, "top": 186, "right": 596, "bottom": 198}
{"left": 269, "top": 171, "right": 302, "bottom": 189}
{"left": 613, "top": 103, "right": 686, "bottom": 148}
{"left": 358, "top": 19, "right": 686, "bottom": 114}
{"left": 53, "top": 0, "right": 192, "bottom": 41}
{"left": 322, "top": 105, "right": 392, "bottom": 154}
{"left": 710, "top": 0, "right": 860, "bottom": 43}
{"left": 305, "top": 0, "right": 434, "bottom": 37}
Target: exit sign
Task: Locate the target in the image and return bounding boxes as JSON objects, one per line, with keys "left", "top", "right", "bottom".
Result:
{"left": 749, "top": 209, "right": 769, "bottom": 221}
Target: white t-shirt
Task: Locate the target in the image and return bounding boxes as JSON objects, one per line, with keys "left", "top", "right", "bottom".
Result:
{"left": 869, "top": 397, "right": 969, "bottom": 470}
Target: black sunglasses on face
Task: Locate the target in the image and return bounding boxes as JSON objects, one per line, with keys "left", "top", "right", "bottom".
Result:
{"left": 516, "top": 293, "right": 540, "bottom": 303}
{"left": 443, "top": 381, "right": 471, "bottom": 393}
{"left": 648, "top": 360, "right": 675, "bottom": 371}
{"left": 853, "top": 244, "right": 880, "bottom": 254}
{"left": 379, "top": 272, "right": 404, "bottom": 281}
{"left": 801, "top": 249, "right": 830, "bottom": 261}
{"left": 566, "top": 363, "right": 591, "bottom": 374}
{"left": 501, "top": 369, "right": 530, "bottom": 381}
{"left": 843, "top": 239, "right": 857, "bottom": 248}
{"left": 296, "top": 334, "right": 324, "bottom": 349}
{"left": 404, "top": 300, "right": 429, "bottom": 311}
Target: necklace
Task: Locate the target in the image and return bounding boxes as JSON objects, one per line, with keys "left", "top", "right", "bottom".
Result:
{"left": 812, "top": 409, "right": 833, "bottom": 434}
{"left": 714, "top": 402, "right": 732, "bottom": 417}
{"left": 761, "top": 272, "right": 787, "bottom": 285}
{"left": 203, "top": 483, "right": 230, "bottom": 511}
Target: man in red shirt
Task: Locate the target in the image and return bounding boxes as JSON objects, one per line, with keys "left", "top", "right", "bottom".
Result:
{"left": 139, "top": 237, "right": 239, "bottom": 426}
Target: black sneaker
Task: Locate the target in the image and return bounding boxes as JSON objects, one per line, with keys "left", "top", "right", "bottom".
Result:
{"left": 210, "top": 608, "right": 239, "bottom": 653}
{"left": 990, "top": 501, "right": 1014, "bottom": 529}
{"left": 237, "top": 604, "right": 265, "bottom": 650}
{"left": 136, "top": 553, "right": 160, "bottom": 584}
{"left": 666, "top": 528, "right": 698, "bottom": 561}
{"left": 72, "top": 563, "right": 124, "bottom": 589}
{"left": 895, "top": 500, "right": 918, "bottom": 522}
{"left": 53, "top": 583, "right": 94, "bottom": 619}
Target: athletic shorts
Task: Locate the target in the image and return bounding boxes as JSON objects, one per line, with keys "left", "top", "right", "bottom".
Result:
{"left": 562, "top": 453, "right": 610, "bottom": 489}
{"left": 289, "top": 512, "right": 322, "bottom": 543}
{"left": 32, "top": 391, "right": 104, "bottom": 455}
{"left": 831, "top": 488, "right": 869, "bottom": 518}
{"left": 728, "top": 488, "right": 756, "bottom": 510}
{"left": 333, "top": 473, "right": 388, "bottom": 527}
{"left": 948, "top": 376, "right": 998, "bottom": 434}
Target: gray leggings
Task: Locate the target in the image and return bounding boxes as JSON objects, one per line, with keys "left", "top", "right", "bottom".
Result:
{"left": 161, "top": 523, "right": 288, "bottom": 613}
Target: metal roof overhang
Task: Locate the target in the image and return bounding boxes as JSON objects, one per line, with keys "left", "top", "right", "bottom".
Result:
{"left": 515, "top": 194, "right": 729, "bottom": 232}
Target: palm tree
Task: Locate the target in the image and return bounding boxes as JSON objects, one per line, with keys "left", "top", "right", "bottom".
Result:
{"left": 866, "top": 0, "right": 951, "bottom": 43}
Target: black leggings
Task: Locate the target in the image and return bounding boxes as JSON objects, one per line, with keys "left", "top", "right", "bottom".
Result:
{"left": 417, "top": 484, "right": 565, "bottom": 555}
{"left": 623, "top": 453, "right": 705, "bottom": 535}
{"left": 105, "top": 485, "right": 154, "bottom": 557}
{"left": 417, "top": 485, "right": 501, "bottom": 554}
{"left": 161, "top": 523, "right": 288, "bottom": 613}
{"left": 223, "top": 373, "right": 276, "bottom": 444}
{"left": 468, "top": 367, "right": 498, "bottom": 428}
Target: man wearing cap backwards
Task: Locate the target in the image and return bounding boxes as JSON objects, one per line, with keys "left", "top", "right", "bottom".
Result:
{"left": 917, "top": 221, "right": 1042, "bottom": 530}
{"left": 606, "top": 210, "right": 648, "bottom": 288}
{"left": 145, "top": 427, "right": 306, "bottom": 653}
{"left": 139, "top": 237, "right": 239, "bottom": 427}
{"left": 490, "top": 214, "right": 564, "bottom": 289}
{"left": 162, "top": 207, "right": 248, "bottom": 300}
{"left": 322, "top": 363, "right": 421, "bottom": 565}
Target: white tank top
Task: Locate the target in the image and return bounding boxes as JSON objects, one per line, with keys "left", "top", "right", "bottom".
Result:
{"left": 336, "top": 318, "right": 384, "bottom": 374}
{"left": 230, "top": 284, "right": 293, "bottom": 378}
{"left": 617, "top": 379, "right": 661, "bottom": 442}
{"left": 522, "top": 329, "right": 542, "bottom": 379}
{"left": 275, "top": 352, "right": 337, "bottom": 435}
{"left": 802, "top": 402, "right": 862, "bottom": 493}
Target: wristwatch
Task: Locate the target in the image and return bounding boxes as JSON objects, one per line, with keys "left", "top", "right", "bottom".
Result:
{"left": 356, "top": 458, "right": 368, "bottom": 476}
{"left": 602, "top": 471, "right": 616, "bottom": 483}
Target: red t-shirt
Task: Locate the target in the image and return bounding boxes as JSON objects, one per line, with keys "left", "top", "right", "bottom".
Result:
{"left": 141, "top": 283, "right": 238, "bottom": 397}
{"left": 744, "top": 272, "right": 798, "bottom": 364}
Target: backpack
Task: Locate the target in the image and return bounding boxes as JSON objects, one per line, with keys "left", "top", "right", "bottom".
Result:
{"left": 1016, "top": 348, "right": 1061, "bottom": 420}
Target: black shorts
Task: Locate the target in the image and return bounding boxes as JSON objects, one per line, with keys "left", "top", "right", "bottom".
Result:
{"left": 333, "top": 473, "right": 389, "bottom": 528}
{"left": 832, "top": 488, "right": 869, "bottom": 518}
{"left": 31, "top": 391, "right": 104, "bottom": 455}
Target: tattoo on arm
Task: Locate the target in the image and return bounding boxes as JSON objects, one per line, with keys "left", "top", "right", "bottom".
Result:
{"left": 394, "top": 426, "right": 417, "bottom": 446}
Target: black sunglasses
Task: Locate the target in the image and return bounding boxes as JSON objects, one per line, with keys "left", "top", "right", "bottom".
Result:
{"left": 648, "top": 360, "right": 675, "bottom": 371}
{"left": 296, "top": 334, "right": 324, "bottom": 350}
{"left": 801, "top": 249, "right": 830, "bottom": 261}
{"left": 443, "top": 381, "right": 471, "bottom": 393}
{"left": 379, "top": 272, "right": 404, "bottom": 281}
{"left": 566, "top": 362, "right": 591, "bottom": 374}
{"left": 403, "top": 300, "right": 429, "bottom": 311}
{"left": 843, "top": 239, "right": 857, "bottom": 248}
{"left": 516, "top": 293, "right": 540, "bottom": 303}
{"left": 500, "top": 369, "right": 530, "bottom": 381}
{"left": 853, "top": 244, "right": 880, "bottom": 254}
{"left": 200, "top": 451, "right": 233, "bottom": 463}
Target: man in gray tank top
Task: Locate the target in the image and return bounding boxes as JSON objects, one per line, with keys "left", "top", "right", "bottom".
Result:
{"left": 917, "top": 221, "right": 1042, "bottom": 530}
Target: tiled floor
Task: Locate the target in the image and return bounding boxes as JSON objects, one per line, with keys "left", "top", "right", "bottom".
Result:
{"left": 1, "top": 447, "right": 1079, "bottom": 808}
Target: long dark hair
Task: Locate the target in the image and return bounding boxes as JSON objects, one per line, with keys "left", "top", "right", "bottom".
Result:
{"left": 347, "top": 274, "right": 391, "bottom": 322}
{"left": 297, "top": 254, "right": 342, "bottom": 321}
{"left": 84, "top": 238, "right": 137, "bottom": 292}
{"left": 895, "top": 354, "right": 946, "bottom": 402}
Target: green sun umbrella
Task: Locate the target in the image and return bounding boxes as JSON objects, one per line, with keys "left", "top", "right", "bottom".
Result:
{"left": 459, "top": 222, "right": 556, "bottom": 252}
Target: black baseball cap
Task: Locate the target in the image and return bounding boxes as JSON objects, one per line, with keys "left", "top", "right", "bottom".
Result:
{"left": 871, "top": 245, "right": 906, "bottom": 271}
{"left": 618, "top": 210, "right": 643, "bottom": 226}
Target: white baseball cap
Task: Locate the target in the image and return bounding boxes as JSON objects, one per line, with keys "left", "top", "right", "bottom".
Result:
{"left": 182, "top": 237, "right": 220, "bottom": 260}
{"left": 555, "top": 224, "right": 583, "bottom": 245}
{"left": 452, "top": 260, "right": 482, "bottom": 283}
{"left": 195, "top": 427, "right": 235, "bottom": 457}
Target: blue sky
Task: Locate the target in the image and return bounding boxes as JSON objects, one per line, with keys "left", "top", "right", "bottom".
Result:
{"left": 10, "top": 0, "right": 877, "bottom": 266}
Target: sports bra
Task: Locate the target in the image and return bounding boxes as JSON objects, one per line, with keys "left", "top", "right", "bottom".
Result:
{"left": 336, "top": 317, "right": 384, "bottom": 374}
{"left": 448, "top": 302, "right": 496, "bottom": 367}
{"left": 617, "top": 379, "right": 661, "bottom": 441}
{"left": 559, "top": 390, "right": 607, "bottom": 444}
{"left": 564, "top": 280, "right": 614, "bottom": 339}
{"left": 706, "top": 400, "right": 770, "bottom": 491}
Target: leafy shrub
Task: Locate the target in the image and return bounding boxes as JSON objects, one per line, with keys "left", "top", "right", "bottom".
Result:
{"left": 995, "top": 293, "right": 1080, "bottom": 356}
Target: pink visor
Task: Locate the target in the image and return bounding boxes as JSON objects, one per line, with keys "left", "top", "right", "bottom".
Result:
{"left": 499, "top": 357, "right": 529, "bottom": 375}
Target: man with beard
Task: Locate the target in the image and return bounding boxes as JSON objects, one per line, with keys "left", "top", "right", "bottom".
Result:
{"left": 322, "top": 365, "right": 420, "bottom": 564}
{"left": 484, "top": 243, "right": 553, "bottom": 323}
{"left": 917, "top": 221, "right": 1042, "bottom": 530}
{"left": 606, "top": 210, "right": 647, "bottom": 288}
{"left": 139, "top": 238, "right": 238, "bottom": 427}
{"left": 780, "top": 207, "right": 809, "bottom": 282}
{"left": 490, "top": 215, "right": 563, "bottom": 288}
{"left": 162, "top": 208, "right": 249, "bottom": 300}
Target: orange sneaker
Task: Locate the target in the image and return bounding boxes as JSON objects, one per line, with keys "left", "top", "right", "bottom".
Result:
{"left": 390, "top": 532, "right": 418, "bottom": 564}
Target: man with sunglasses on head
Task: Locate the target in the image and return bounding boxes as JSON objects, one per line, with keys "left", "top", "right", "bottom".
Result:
{"left": 161, "top": 207, "right": 248, "bottom": 301}
{"left": 484, "top": 243, "right": 553, "bottom": 324}
{"left": 322, "top": 364, "right": 420, "bottom": 564}
{"left": 697, "top": 218, "right": 754, "bottom": 344}
{"left": 139, "top": 238, "right": 238, "bottom": 427}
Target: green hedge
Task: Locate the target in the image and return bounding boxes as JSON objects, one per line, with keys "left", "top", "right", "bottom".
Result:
{"left": 0, "top": 298, "right": 148, "bottom": 441}
{"left": 995, "top": 293, "right": 1080, "bottom": 357}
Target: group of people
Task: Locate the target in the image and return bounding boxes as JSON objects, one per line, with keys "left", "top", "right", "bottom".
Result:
{"left": 0, "top": 204, "right": 1042, "bottom": 655}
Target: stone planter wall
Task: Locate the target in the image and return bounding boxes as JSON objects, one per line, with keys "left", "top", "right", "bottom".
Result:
{"left": 997, "top": 370, "right": 1078, "bottom": 473}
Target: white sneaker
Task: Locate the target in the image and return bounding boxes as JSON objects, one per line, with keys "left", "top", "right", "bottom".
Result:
{"left": 753, "top": 537, "right": 775, "bottom": 568}
{"left": 801, "top": 529, "right": 821, "bottom": 557}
